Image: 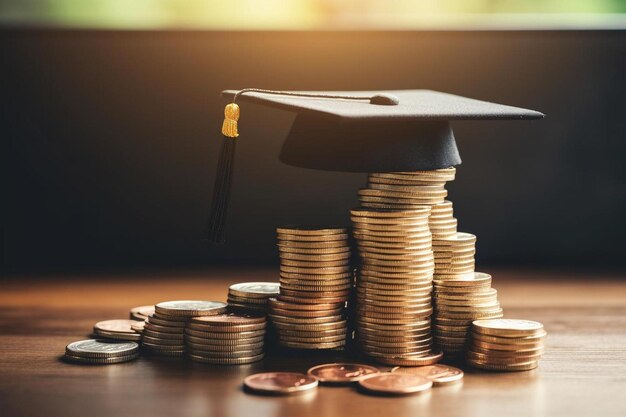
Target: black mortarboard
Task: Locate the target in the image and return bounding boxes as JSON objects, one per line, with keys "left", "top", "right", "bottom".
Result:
{"left": 208, "top": 89, "right": 544, "bottom": 242}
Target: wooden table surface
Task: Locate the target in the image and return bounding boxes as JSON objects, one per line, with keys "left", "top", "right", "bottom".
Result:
{"left": 1, "top": 268, "right": 625, "bottom": 417}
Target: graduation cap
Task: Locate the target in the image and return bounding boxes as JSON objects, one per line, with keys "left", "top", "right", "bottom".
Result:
{"left": 208, "top": 88, "right": 543, "bottom": 243}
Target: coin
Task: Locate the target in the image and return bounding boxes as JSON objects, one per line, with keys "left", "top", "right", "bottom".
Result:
{"left": 187, "top": 322, "right": 266, "bottom": 333}
{"left": 277, "top": 233, "right": 348, "bottom": 242}
{"left": 244, "top": 372, "right": 319, "bottom": 394}
{"left": 93, "top": 328, "right": 142, "bottom": 342}
{"left": 277, "top": 226, "right": 348, "bottom": 235}
{"left": 93, "top": 319, "right": 138, "bottom": 335}
{"left": 155, "top": 300, "right": 228, "bottom": 317}
{"left": 189, "top": 353, "right": 265, "bottom": 365}
{"left": 65, "top": 339, "right": 139, "bottom": 359}
{"left": 307, "top": 363, "right": 379, "bottom": 384}
{"left": 130, "top": 321, "right": 145, "bottom": 333}
{"left": 64, "top": 353, "right": 139, "bottom": 365}
{"left": 369, "top": 351, "right": 443, "bottom": 367}
{"left": 390, "top": 364, "right": 463, "bottom": 386}
{"left": 190, "top": 312, "right": 266, "bottom": 326}
{"left": 358, "top": 372, "right": 432, "bottom": 395}
{"left": 129, "top": 305, "right": 155, "bottom": 321}
{"left": 472, "top": 319, "right": 545, "bottom": 337}
{"left": 467, "top": 358, "right": 539, "bottom": 372}
{"left": 228, "top": 282, "right": 280, "bottom": 298}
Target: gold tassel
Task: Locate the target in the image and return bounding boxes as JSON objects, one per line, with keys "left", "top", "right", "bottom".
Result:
{"left": 221, "top": 103, "right": 240, "bottom": 138}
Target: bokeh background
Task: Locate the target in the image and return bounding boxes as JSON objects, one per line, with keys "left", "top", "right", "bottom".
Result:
{"left": 2, "top": 1, "right": 626, "bottom": 274}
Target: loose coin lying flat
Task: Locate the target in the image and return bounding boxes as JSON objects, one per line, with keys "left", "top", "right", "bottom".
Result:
{"left": 307, "top": 363, "right": 379, "bottom": 384}
{"left": 229, "top": 282, "right": 280, "bottom": 298}
{"left": 391, "top": 364, "right": 463, "bottom": 386}
{"left": 244, "top": 372, "right": 319, "bottom": 394}
{"left": 65, "top": 339, "right": 139, "bottom": 359}
{"left": 358, "top": 372, "right": 432, "bottom": 395}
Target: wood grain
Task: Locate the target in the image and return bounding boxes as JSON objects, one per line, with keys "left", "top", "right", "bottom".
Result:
{"left": 1, "top": 268, "right": 625, "bottom": 417}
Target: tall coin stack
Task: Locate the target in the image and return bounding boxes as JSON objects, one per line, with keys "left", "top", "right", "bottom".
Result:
{"left": 271, "top": 226, "right": 351, "bottom": 350}
{"left": 185, "top": 313, "right": 267, "bottom": 365}
{"left": 468, "top": 319, "right": 546, "bottom": 371}
{"left": 351, "top": 207, "right": 438, "bottom": 365}
{"left": 433, "top": 271, "right": 502, "bottom": 357}
{"left": 142, "top": 300, "right": 227, "bottom": 356}
{"left": 227, "top": 282, "right": 280, "bottom": 314}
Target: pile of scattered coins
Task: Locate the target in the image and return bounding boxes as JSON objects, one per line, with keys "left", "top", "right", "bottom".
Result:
{"left": 468, "top": 319, "right": 546, "bottom": 371}
{"left": 270, "top": 227, "right": 351, "bottom": 350}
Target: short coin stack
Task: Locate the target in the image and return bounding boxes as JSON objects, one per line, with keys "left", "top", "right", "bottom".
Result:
{"left": 433, "top": 232, "right": 476, "bottom": 278}
{"left": 359, "top": 169, "right": 454, "bottom": 210}
{"left": 433, "top": 272, "right": 503, "bottom": 357}
{"left": 64, "top": 339, "right": 139, "bottom": 365}
{"left": 142, "top": 300, "right": 227, "bottom": 357}
{"left": 271, "top": 226, "right": 352, "bottom": 350}
{"left": 352, "top": 207, "right": 439, "bottom": 366}
{"left": 93, "top": 319, "right": 142, "bottom": 342}
{"left": 185, "top": 313, "right": 267, "bottom": 365}
{"left": 468, "top": 319, "right": 546, "bottom": 371}
{"left": 227, "top": 282, "right": 280, "bottom": 314}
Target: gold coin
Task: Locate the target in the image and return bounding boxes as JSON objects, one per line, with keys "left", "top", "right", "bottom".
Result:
{"left": 279, "top": 282, "right": 352, "bottom": 292}
{"left": 129, "top": 305, "right": 155, "bottom": 321}
{"left": 278, "top": 246, "right": 350, "bottom": 255}
{"left": 279, "top": 288, "right": 350, "bottom": 298}
{"left": 280, "top": 271, "right": 353, "bottom": 280}
{"left": 434, "top": 289, "right": 497, "bottom": 300}
{"left": 185, "top": 328, "right": 265, "bottom": 339}
{"left": 280, "top": 265, "right": 350, "bottom": 275}
{"left": 353, "top": 226, "right": 431, "bottom": 236}
{"left": 276, "top": 294, "right": 348, "bottom": 304}
{"left": 226, "top": 295, "right": 269, "bottom": 305}
{"left": 190, "top": 313, "right": 266, "bottom": 326}
{"left": 187, "top": 322, "right": 266, "bottom": 333}
{"left": 470, "top": 331, "right": 547, "bottom": 344}
{"left": 277, "top": 328, "right": 347, "bottom": 338}
{"left": 368, "top": 351, "right": 443, "bottom": 367}
{"left": 280, "top": 259, "right": 350, "bottom": 268}
{"left": 187, "top": 348, "right": 264, "bottom": 358}
{"left": 280, "top": 251, "right": 351, "bottom": 261}
{"left": 278, "top": 239, "right": 349, "bottom": 248}
{"left": 471, "top": 339, "right": 544, "bottom": 352}
{"left": 367, "top": 176, "right": 448, "bottom": 188}
{"left": 269, "top": 307, "right": 344, "bottom": 318}
{"left": 277, "top": 233, "right": 348, "bottom": 242}
{"left": 270, "top": 320, "right": 347, "bottom": 332}
{"left": 358, "top": 250, "right": 433, "bottom": 260}
{"left": 435, "top": 303, "right": 501, "bottom": 313}
{"left": 350, "top": 207, "right": 431, "bottom": 218}
{"left": 469, "top": 346, "right": 545, "bottom": 357}
{"left": 362, "top": 184, "right": 448, "bottom": 198}
{"left": 467, "top": 351, "right": 543, "bottom": 364}
{"left": 360, "top": 344, "right": 432, "bottom": 356}
{"left": 188, "top": 353, "right": 265, "bottom": 365}
{"left": 185, "top": 334, "right": 264, "bottom": 346}
{"left": 357, "top": 295, "right": 432, "bottom": 306}
{"left": 357, "top": 240, "right": 430, "bottom": 249}
{"left": 269, "top": 314, "right": 344, "bottom": 325}
{"left": 357, "top": 321, "right": 430, "bottom": 333}
{"left": 142, "top": 329, "right": 184, "bottom": 340}
{"left": 278, "top": 334, "right": 346, "bottom": 343}
{"left": 436, "top": 309, "right": 503, "bottom": 320}
{"left": 357, "top": 372, "right": 433, "bottom": 395}
{"left": 144, "top": 322, "right": 185, "bottom": 334}
{"left": 472, "top": 319, "right": 545, "bottom": 337}
{"left": 268, "top": 298, "right": 344, "bottom": 311}
{"left": 276, "top": 226, "right": 348, "bottom": 235}
{"left": 467, "top": 359, "right": 538, "bottom": 372}
{"left": 360, "top": 201, "right": 442, "bottom": 210}
{"left": 279, "top": 340, "right": 345, "bottom": 350}
{"left": 390, "top": 364, "right": 463, "bottom": 386}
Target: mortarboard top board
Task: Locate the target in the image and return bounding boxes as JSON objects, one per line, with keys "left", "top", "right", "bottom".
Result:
{"left": 209, "top": 88, "right": 544, "bottom": 243}
{"left": 221, "top": 89, "right": 544, "bottom": 172}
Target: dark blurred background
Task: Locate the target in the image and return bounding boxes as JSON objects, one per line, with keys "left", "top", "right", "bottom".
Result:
{"left": 2, "top": 3, "right": 626, "bottom": 275}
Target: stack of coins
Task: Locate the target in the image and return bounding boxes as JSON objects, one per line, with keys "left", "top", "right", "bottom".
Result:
{"left": 271, "top": 226, "right": 351, "bottom": 350}
{"left": 429, "top": 201, "right": 457, "bottom": 239}
{"left": 227, "top": 282, "right": 280, "bottom": 314}
{"left": 129, "top": 305, "right": 155, "bottom": 321}
{"left": 432, "top": 272, "right": 503, "bottom": 357}
{"left": 64, "top": 339, "right": 139, "bottom": 365}
{"left": 185, "top": 313, "right": 266, "bottom": 365}
{"left": 468, "top": 319, "right": 546, "bottom": 371}
{"left": 351, "top": 207, "right": 439, "bottom": 365}
{"left": 142, "top": 300, "right": 227, "bottom": 357}
{"left": 433, "top": 232, "right": 476, "bottom": 278}
{"left": 92, "top": 320, "right": 142, "bottom": 342}
{"left": 359, "top": 169, "right": 455, "bottom": 210}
